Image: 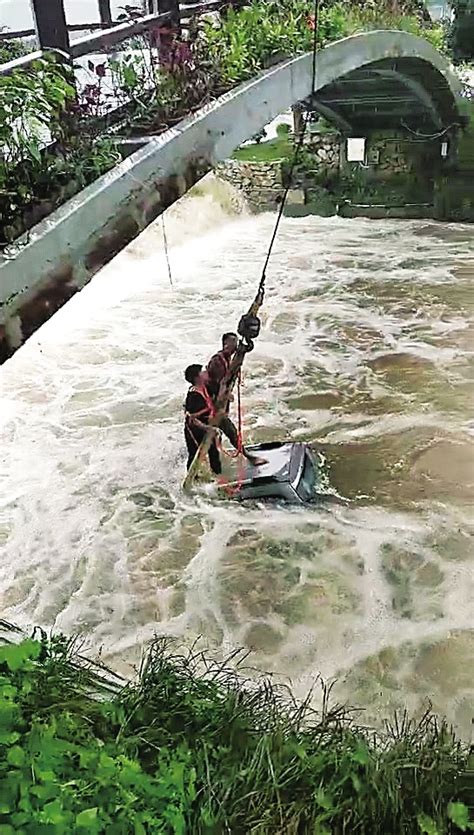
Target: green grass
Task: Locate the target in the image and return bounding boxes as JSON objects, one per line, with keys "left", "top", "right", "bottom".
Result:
{"left": 232, "top": 135, "right": 292, "bottom": 162}
{"left": 0, "top": 635, "right": 472, "bottom": 833}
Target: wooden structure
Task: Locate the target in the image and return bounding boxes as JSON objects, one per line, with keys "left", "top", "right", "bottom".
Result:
{"left": 0, "top": 0, "right": 219, "bottom": 45}
{"left": 98, "top": 0, "right": 113, "bottom": 25}
{"left": 30, "top": 0, "right": 70, "bottom": 53}
{"left": 0, "top": 0, "right": 228, "bottom": 64}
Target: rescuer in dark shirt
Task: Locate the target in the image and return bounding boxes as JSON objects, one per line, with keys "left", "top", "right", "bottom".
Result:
{"left": 206, "top": 333, "right": 266, "bottom": 467}
{"left": 184, "top": 364, "right": 221, "bottom": 475}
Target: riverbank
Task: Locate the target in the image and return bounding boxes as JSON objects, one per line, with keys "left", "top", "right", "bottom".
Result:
{"left": 0, "top": 634, "right": 472, "bottom": 833}
{"left": 220, "top": 98, "right": 474, "bottom": 222}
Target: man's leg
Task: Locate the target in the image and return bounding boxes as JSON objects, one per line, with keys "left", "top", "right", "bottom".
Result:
{"left": 185, "top": 427, "right": 199, "bottom": 470}
{"left": 219, "top": 415, "right": 239, "bottom": 448}
{"left": 208, "top": 440, "right": 222, "bottom": 475}
{"left": 219, "top": 416, "right": 266, "bottom": 466}
{"left": 186, "top": 426, "right": 222, "bottom": 476}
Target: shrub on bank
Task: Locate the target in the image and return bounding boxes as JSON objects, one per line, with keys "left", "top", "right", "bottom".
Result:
{"left": 0, "top": 636, "right": 472, "bottom": 833}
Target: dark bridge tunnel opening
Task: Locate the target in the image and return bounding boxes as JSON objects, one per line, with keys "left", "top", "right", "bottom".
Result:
{"left": 306, "top": 57, "right": 462, "bottom": 137}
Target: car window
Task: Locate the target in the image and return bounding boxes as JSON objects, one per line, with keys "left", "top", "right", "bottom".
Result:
{"left": 297, "top": 454, "right": 316, "bottom": 501}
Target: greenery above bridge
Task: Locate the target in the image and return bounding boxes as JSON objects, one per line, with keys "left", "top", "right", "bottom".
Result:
{"left": 0, "top": 0, "right": 447, "bottom": 249}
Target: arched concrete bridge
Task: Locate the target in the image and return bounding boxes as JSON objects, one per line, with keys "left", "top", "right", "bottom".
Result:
{"left": 0, "top": 30, "right": 463, "bottom": 358}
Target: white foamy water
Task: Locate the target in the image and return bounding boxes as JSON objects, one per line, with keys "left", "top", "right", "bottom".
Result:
{"left": 1, "top": 177, "right": 473, "bottom": 737}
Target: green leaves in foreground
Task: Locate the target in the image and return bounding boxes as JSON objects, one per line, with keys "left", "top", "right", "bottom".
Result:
{"left": 0, "top": 636, "right": 472, "bottom": 833}
{"left": 418, "top": 804, "right": 474, "bottom": 835}
{"left": 0, "top": 639, "right": 195, "bottom": 833}
{"left": 448, "top": 802, "right": 473, "bottom": 831}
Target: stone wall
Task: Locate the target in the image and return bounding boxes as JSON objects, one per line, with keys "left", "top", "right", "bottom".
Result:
{"left": 366, "top": 136, "right": 411, "bottom": 174}
{"left": 434, "top": 102, "right": 474, "bottom": 222}
{"left": 303, "top": 132, "right": 340, "bottom": 169}
{"left": 341, "top": 133, "right": 440, "bottom": 180}
{"left": 216, "top": 135, "right": 341, "bottom": 212}
{"left": 216, "top": 160, "right": 283, "bottom": 211}
{"left": 218, "top": 128, "right": 456, "bottom": 221}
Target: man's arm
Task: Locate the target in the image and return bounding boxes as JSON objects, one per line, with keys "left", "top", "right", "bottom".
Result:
{"left": 190, "top": 416, "right": 217, "bottom": 433}
{"left": 207, "top": 354, "right": 226, "bottom": 386}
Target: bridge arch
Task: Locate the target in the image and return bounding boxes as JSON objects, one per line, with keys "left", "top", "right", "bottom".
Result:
{"left": 202, "top": 30, "right": 462, "bottom": 160}
{"left": 0, "top": 31, "right": 463, "bottom": 356}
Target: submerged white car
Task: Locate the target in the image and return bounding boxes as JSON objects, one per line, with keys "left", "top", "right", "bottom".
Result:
{"left": 225, "top": 442, "right": 326, "bottom": 504}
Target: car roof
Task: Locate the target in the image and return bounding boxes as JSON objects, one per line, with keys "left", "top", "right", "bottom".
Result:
{"left": 246, "top": 442, "right": 304, "bottom": 482}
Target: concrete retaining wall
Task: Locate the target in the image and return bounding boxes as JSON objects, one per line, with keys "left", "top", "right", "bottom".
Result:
{"left": 0, "top": 32, "right": 462, "bottom": 360}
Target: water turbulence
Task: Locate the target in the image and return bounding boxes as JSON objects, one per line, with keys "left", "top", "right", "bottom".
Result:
{"left": 0, "top": 175, "right": 473, "bottom": 737}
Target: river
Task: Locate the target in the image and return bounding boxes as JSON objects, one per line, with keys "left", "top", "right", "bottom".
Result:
{"left": 0, "top": 176, "right": 473, "bottom": 738}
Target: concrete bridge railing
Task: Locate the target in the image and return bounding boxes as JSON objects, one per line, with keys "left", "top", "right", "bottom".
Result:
{"left": 0, "top": 30, "right": 463, "bottom": 360}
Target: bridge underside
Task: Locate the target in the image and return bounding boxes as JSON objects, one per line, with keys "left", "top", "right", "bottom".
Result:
{"left": 305, "top": 57, "right": 461, "bottom": 135}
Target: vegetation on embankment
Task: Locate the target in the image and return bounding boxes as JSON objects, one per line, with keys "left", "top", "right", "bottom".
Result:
{"left": 1, "top": 0, "right": 446, "bottom": 248}
{"left": 233, "top": 124, "right": 292, "bottom": 161}
{"left": 232, "top": 136, "right": 291, "bottom": 161}
{"left": 0, "top": 636, "right": 472, "bottom": 833}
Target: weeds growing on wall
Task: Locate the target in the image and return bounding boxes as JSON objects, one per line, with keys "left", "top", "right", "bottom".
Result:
{"left": 0, "top": 0, "right": 446, "bottom": 247}
{"left": 0, "top": 635, "right": 472, "bottom": 833}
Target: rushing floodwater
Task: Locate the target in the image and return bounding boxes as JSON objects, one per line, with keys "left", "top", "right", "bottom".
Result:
{"left": 0, "top": 177, "right": 473, "bottom": 738}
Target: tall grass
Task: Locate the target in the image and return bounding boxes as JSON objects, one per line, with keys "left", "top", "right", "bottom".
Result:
{"left": 0, "top": 635, "right": 472, "bottom": 833}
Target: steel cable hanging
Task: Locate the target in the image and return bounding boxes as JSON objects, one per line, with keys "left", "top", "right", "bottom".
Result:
{"left": 183, "top": 0, "right": 321, "bottom": 490}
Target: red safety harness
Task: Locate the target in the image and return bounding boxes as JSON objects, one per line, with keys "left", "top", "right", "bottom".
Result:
{"left": 184, "top": 377, "right": 246, "bottom": 496}
{"left": 185, "top": 384, "right": 216, "bottom": 426}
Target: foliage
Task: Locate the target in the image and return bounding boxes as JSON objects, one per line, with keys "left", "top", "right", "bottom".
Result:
{"left": 199, "top": 1, "right": 312, "bottom": 85}
{"left": 321, "top": 0, "right": 432, "bottom": 16}
{"left": 197, "top": 0, "right": 446, "bottom": 85}
{"left": 0, "top": 34, "right": 30, "bottom": 66}
{"left": 233, "top": 134, "right": 292, "bottom": 161}
{"left": 0, "top": 638, "right": 195, "bottom": 833}
{"left": 0, "top": 56, "right": 74, "bottom": 166}
{"left": 449, "top": 0, "right": 474, "bottom": 62}
{"left": 0, "top": 636, "right": 472, "bottom": 833}
{"left": 0, "top": 55, "right": 122, "bottom": 246}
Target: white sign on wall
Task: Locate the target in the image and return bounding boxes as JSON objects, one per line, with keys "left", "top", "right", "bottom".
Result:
{"left": 346, "top": 137, "right": 366, "bottom": 162}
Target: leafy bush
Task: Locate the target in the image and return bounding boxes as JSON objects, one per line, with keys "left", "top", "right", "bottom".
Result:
{"left": 0, "top": 636, "right": 472, "bottom": 833}
{"left": 0, "top": 35, "right": 30, "bottom": 65}
{"left": 0, "top": 639, "right": 195, "bottom": 833}
{"left": 0, "top": 56, "right": 74, "bottom": 169}
{"left": 0, "top": 55, "right": 121, "bottom": 246}
{"left": 197, "top": 0, "right": 446, "bottom": 85}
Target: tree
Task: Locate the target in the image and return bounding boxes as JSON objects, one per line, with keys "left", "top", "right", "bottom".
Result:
{"left": 450, "top": 0, "right": 474, "bottom": 61}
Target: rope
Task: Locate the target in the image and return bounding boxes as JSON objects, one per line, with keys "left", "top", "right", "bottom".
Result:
{"left": 161, "top": 213, "right": 173, "bottom": 287}
{"left": 182, "top": 1, "right": 322, "bottom": 491}
{"left": 258, "top": 0, "right": 320, "bottom": 296}
{"left": 122, "top": 165, "right": 174, "bottom": 288}
{"left": 217, "top": 371, "right": 247, "bottom": 497}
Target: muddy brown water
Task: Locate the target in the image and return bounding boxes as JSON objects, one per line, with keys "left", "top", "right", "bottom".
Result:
{"left": 0, "top": 178, "right": 472, "bottom": 738}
